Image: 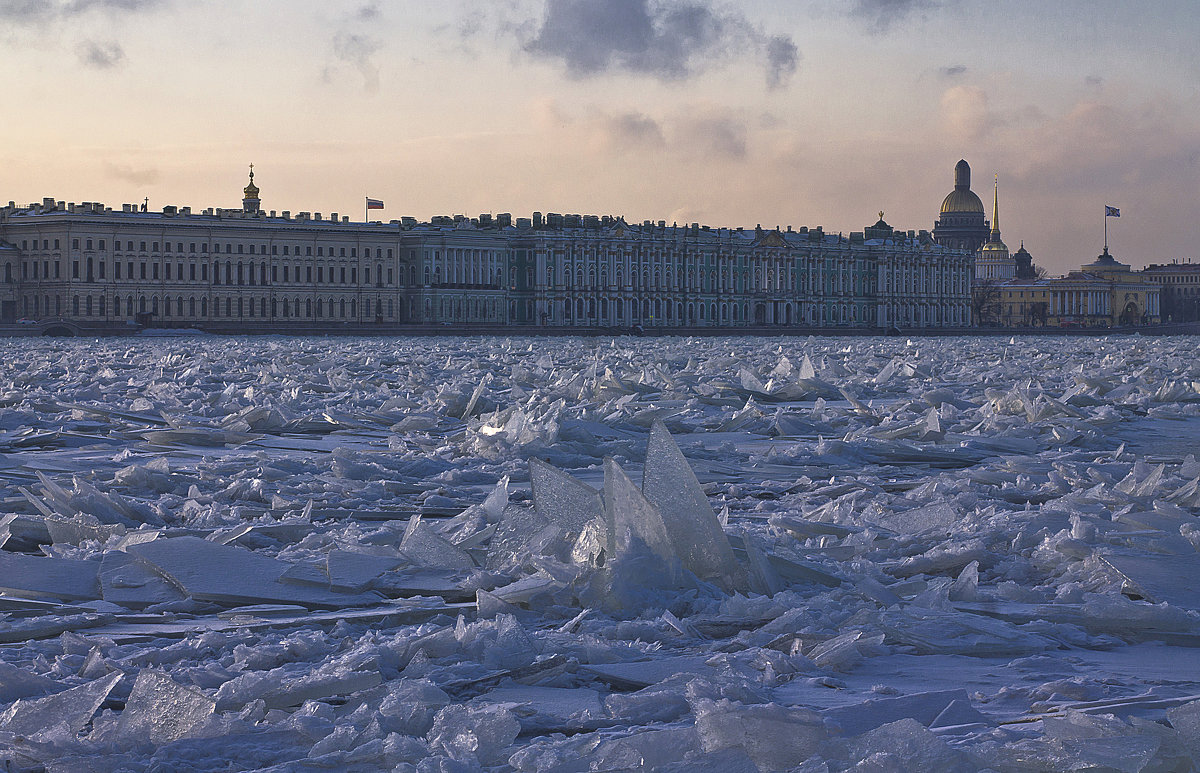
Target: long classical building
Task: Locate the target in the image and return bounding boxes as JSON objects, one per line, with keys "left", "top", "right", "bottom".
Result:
{"left": 993, "top": 248, "right": 1161, "bottom": 328}
{"left": 0, "top": 170, "right": 974, "bottom": 332}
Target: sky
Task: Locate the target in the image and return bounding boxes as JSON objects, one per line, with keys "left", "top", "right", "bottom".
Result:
{"left": 2, "top": 0, "right": 1198, "bottom": 276}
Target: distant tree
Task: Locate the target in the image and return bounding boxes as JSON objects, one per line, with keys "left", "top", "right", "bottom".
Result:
{"left": 1033, "top": 264, "right": 1049, "bottom": 279}
{"left": 972, "top": 281, "right": 1003, "bottom": 326}
{"left": 1029, "top": 301, "right": 1049, "bottom": 326}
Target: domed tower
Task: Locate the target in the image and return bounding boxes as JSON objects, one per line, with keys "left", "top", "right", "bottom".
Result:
{"left": 242, "top": 164, "right": 261, "bottom": 214}
{"left": 1013, "top": 242, "right": 1036, "bottom": 279}
{"left": 933, "top": 159, "right": 989, "bottom": 252}
{"left": 976, "top": 176, "right": 1013, "bottom": 281}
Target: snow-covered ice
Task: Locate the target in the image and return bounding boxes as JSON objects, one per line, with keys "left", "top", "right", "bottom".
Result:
{"left": 2, "top": 333, "right": 1200, "bottom": 770}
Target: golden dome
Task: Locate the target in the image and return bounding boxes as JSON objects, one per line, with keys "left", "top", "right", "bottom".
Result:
{"left": 980, "top": 238, "right": 1008, "bottom": 255}
{"left": 940, "top": 188, "right": 985, "bottom": 214}
{"left": 243, "top": 164, "right": 259, "bottom": 199}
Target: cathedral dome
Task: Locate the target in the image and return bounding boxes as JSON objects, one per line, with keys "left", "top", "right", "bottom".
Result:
{"left": 932, "top": 160, "right": 990, "bottom": 253}
{"left": 940, "top": 189, "right": 985, "bottom": 214}
{"left": 940, "top": 159, "right": 984, "bottom": 213}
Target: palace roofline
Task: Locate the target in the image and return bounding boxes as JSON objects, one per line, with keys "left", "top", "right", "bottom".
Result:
{"left": 1, "top": 198, "right": 955, "bottom": 252}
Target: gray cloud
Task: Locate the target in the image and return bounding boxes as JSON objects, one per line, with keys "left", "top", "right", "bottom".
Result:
{"left": 601, "top": 111, "right": 667, "bottom": 149}
{"left": 680, "top": 113, "right": 747, "bottom": 159}
{"left": 324, "top": 4, "right": 384, "bottom": 93}
{"left": 851, "top": 0, "right": 934, "bottom": 34}
{"left": 356, "top": 1, "right": 379, "bottom": 21}
{"left": 78, "top": 39, "right": 124, "bottom": 67}
{"left": 0, "top": 0, "right": 164, "bottom": 25}
{"left": 765, "top": 35, "right": 798, "bottom": 90}
{"left": 524, "top": 0, "right": 799, "bottom": 89}
{"left": 331, "top": 32, "right": 382, "bottom": 92}
{"left": 103, "top": 162, "right": 160, "bottom": 185}
{"left": 940, "top": 64, "right": 967, "bottom": 77}
{"left": 3, "top": 0, "right": 165, "bottom": 65}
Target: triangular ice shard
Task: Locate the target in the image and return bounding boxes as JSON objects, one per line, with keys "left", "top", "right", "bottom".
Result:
{"left": 115, "top": 669, "right": 216, "bottom": 745}
{"left": 798, "top": 354, "right": 817, "bottom": 380}
{"left": 0, "top": 671, "right": 121, "bottom": 741}
{"left": 530, "top": 457, "right": 603, "bottom": 539}
{"left": 401, "top": 515, "right": 477, "bottom": 572}
{"left": 641, "top": 421, "right": 745, "bottom": 591}
{"left": 603, "top": 457, "right": 678, "bottom": 577}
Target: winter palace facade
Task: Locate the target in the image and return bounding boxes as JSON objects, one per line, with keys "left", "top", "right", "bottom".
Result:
{"left": 0, "top": 170, "right": 974, "bottom": 332}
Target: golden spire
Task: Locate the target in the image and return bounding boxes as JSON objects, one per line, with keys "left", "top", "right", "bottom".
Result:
{"left": 990, "top": 173, "right": 1000, "bottom": 239}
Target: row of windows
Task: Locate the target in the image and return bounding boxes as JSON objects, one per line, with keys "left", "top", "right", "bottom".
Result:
{"left": 25, "top": 294, "right": 396, "bottom": 320}
{"left": 16, "top": 258, "right": 405, "bottom": 287}
{"left": 33, "top": 238, "right": 399, "bottom": 259}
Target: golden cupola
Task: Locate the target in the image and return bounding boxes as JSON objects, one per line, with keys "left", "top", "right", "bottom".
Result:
{"left": 242, "top": 163, "right": 261, "bottom": 213}
{"left": 939, "top": 159, "right": 985, "bottom": 215}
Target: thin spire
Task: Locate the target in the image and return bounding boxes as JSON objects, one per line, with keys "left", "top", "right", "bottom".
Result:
{"left": 990, "top": 174, "right": 1000, "bottom": 238}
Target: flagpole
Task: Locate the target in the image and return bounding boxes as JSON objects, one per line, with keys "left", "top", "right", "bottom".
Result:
{"left": 364, "top": 197, "right": 367, "bottom": 224}
{"left": 1104, "top": 207, "right": 1108, "bottom": 253}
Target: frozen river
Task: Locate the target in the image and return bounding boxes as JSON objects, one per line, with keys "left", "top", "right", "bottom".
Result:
{"left": 3, "top": 333, "right": 1200, "bottom": 771}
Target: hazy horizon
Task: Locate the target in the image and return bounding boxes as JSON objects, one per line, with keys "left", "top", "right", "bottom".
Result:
{"left": 3, "top": 0, "right": 1197, "bottom": 275}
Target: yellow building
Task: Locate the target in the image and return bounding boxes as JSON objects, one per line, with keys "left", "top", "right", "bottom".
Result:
{"left": 996, "top": 247, "right": 1160, "bottom": 328}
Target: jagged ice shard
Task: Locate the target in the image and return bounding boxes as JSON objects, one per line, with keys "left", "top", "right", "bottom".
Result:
{"left": 601, "top": 456, "right": 681, "bottom": 602}
{"left": 642, "top": 420, "right": 746, "bottom": 591}
{"left": 529, "top": 455, "right": 604, "bottom": 555}
{"left": 114, "top": 669, "right": 216, "bottom": 745}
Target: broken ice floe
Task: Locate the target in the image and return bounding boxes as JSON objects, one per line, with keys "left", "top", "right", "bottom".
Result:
{"left": 5, "top": 335, "right": 1200, "bottom": 770}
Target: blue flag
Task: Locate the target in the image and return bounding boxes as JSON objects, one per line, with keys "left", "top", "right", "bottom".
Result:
{"left": 1105, "top": 206, "right": 1120, "bottom": 217}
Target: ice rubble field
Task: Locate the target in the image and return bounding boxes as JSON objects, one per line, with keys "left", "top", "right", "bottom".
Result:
{"left": 3, "top": 335, "right": 1200, "bottom": 771}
